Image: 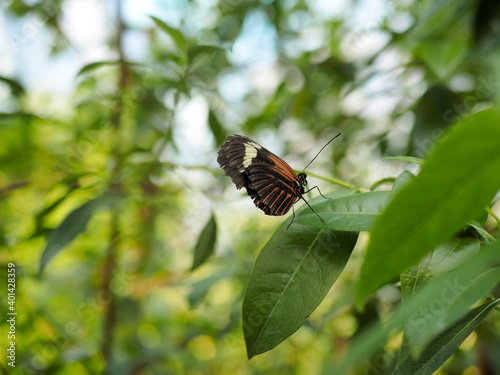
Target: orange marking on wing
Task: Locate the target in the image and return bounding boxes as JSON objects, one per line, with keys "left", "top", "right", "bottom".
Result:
{"left": 268, "top": 154, "right": 299, "bottom": 183}
{"left": 271, "top": 190, "right": 288, "bottom": 214}
{"left": 276, "top": 193, "right": 295, "bottom": 215}
{"left": 266, "top": 187, "right": 281, "bottom": 204}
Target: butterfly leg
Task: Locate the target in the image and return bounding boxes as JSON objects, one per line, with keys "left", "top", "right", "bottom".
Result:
{"left": 300, "top": 197, "right": 325, "bottom": 224}
{"left": 303, "top": 185, "right": 331, "bottom": 200}
{"left": 287, "top": 205, "right": 296, "bottom": 230}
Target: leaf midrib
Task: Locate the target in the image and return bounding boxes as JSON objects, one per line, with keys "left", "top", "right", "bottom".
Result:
{"left": 249, "top": 229, "right": 324, "bottom": 355}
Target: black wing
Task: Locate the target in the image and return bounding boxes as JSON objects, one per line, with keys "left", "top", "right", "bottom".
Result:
{"left": 217, "top": 135, "right": 300, "bottom": 216}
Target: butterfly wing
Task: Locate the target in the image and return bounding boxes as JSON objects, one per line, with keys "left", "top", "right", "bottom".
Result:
{"left": 217, "top": 135, "right": 253, "bottom": 190}
{"left": 217, "top": 135, "right": 301, "bottom": 216}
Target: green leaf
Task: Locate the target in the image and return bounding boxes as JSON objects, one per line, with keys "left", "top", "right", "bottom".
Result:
{"left": 39, "top": 197, "right": 103, "bottom": 275}
{"left": 150, "top": 16, "right": 187, "bottom": 63}
{"left": 465, "top": 221, "right": 495, "bottom": 243}
{"left": 405, "top": 267, "right": 500, "bottom": 355}
{"left": 31, "top": 184, "right": 81, "bottom": 239}
{"left": 392, "top": 299, "right": 500, "bottom": 375}
{"left": 187, "top": 44, "right": 227, "bottom": 61}
{"left": 243, "top": 223, "right": 358, "bottom": 359}
{"left": 356, "top": 109, "right": 500, "bottom": 306}
{"left": 392, "top": 171, "right": 416, "bottom": 191}
{"left": 332, "top": 240, "right": 500, "bottom": 375}
{"left": 187, "top": 267, "right": 234, "bottom": 307}
{"left": 416, "top": 40, "right": 468, "bottom": 80}
{"left": 208, "top": 110, "right": 227, "bottom": 146}
{"left": 0, "top": 76, "right": 25, "bottom": 96}
{"left": 399, "top": 237, "right": 498, "bottom": 356}
{"left": 295, "top": 191, "right": 392, "bottom": 231}
{"left": 370, "top": 177, "right": 396, "bottom": 191}
{"left": 0, "top": 112, "right": 39, "bottom": 121}
{"left": 408, "top": 2, "right": 475, "bottom": 47}
{"left": 384, "top": 156, "right": 424, "bottom": 166}
{"left": 191, "top": 213, "right": 217, "bottom": 271}
{"left": 370, "top": 171, "right": 415, "bottom": 192}
{"left": 76, "top": 60, "right": 141, "bottom": 77}
{"left": 400, "top": 237, "right": 480, "bottom": 300}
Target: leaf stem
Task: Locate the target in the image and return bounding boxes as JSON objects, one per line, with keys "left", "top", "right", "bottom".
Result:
{"left": 302, "top": 171, "right": 369, "bottom": 192}
{"left": 486, "top": 206, "right": 500, "bottom": 230}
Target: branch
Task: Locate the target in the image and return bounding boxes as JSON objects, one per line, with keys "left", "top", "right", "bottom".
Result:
{"left": 101, "top": 0, "right": 129, "bottom": 369}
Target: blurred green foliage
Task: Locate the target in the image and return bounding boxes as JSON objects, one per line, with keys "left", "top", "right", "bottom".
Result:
{"left": 1, "top": 0, "right": 500, "bottom": 374}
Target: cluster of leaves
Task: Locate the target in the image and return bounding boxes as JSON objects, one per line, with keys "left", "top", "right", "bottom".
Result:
{"left": 1, "top": 4, "right": 238, "bottom": 374}
{"left": 187, "top": 95, "right": 500, "bottom": 371}
{"left": 235, "top": 109, "right": 500, "bottom": 374}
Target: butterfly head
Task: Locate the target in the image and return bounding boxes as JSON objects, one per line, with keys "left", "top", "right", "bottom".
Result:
{"left": 298, "top": 172, "right": 308, "bottom": 187}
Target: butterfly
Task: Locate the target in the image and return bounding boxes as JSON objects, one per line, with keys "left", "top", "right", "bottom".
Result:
{"left": 217, "top": 133, "right": 340, "bottom": 225}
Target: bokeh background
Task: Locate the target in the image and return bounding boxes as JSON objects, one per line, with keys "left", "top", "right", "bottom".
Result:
{"left": 1, "top": 0, "right": 500, "bottom": 374}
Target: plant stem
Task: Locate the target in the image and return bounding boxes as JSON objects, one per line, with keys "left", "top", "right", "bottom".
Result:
{"left": 101, "top": 0, "right": 128, "bottom": 370}
{"left": 301, "top": 171, "right": 369, "bottom": 192}
{"left": 486, "top": 206, "right": 500, "bottom": 230}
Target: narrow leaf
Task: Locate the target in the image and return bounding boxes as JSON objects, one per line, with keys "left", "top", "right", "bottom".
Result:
{"left": 465, "top": 221, "right": 495, "bottom": 243}
{"left": 150, "top": 16, "right": 187, "bottom": 61}
{"left": 392, "top": 299, "right": 499, "bottom": 375}
{"left": 0, "top": 76, "right": 25, "bottom": 96}
{"left": 417, "top": 40, "right": 468, "bottom": 80}
{"left": 357, "top": 109, "right": 500, "bottom": 305}
{"left": 188, "top": 267, "right": 234, "bottom": 307}
{"left": 295, "top": 191, "right": 392, "bottom": 231}
{"left": 370, "top": 177, "right": 396, "bottom": 191}
{"left": 333, "top": 240, "right": 500, "bottom": 375}
{"left": 243, "top": 223, "right": 358, "bottom": 359}
{"left": 370, "top": 171, "right": 415, "bottom": 192}
{"left": 187, "top": 44, "right": 227, "bottom": 61}
{"left": 191, "top": 213, "right": 217, "bottom": 271}
{"left": 400, "top": 237, "right": 480, "bottom": 300}
{"left": 39, "top": 197, "right": 103, "bottom": 274}
{"left": 208, "top": 110, "right": 227, "bottom": 146}
{"left": 384, "top": 156, "right": 424, "bottom": 165}
{"left": 0, "top": 112, "right": 39, "bottom": 121}
{"left": 76, "top": 60, "right": 140, "bottom": 77}
{"left": 405, "top": 267, "right": 500, "bottom": 355}
{"left": 392, "top": 171, "right": 415, "bottom": 191}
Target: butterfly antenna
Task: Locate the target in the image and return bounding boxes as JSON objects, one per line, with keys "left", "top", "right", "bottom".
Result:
{"left": 302, "top": 133, "right": 341, "bottom": 173}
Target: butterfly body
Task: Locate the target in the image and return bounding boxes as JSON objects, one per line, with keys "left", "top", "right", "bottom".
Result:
{"left": 217, "top": 135, "right": 306, "bottom": 216}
